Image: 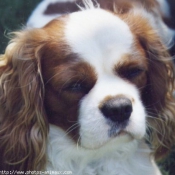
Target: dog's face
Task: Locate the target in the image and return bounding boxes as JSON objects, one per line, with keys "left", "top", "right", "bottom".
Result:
{"left": 41, "top": 9, "right": 151, "bottom": 149}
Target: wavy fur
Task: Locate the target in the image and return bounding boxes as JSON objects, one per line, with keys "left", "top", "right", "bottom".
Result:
{"left": 113, "top": 1, "right": 175, "bottom": 160}
{"left": 0, "top": 30, "right": 48, "bottom": 171}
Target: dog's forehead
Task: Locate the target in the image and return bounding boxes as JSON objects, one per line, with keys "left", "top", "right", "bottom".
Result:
{"left": 65, "top": 8, "right": 134, "bottom": 73}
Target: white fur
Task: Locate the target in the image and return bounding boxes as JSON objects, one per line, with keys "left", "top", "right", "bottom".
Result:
{"left": 47, "top": 125, "right": 161, "bottom": 175}
{"left": 46, "top": 8, "right": 162, "bottom": 175}
{"left": 65, "top": 8, "right": 133, "bottom": 74}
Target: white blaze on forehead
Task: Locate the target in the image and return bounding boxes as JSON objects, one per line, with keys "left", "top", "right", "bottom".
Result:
{"left": 65, "top": 9, "right": 134, "bottom": 74}
{"left": 64, "top": 8, "right": 146, "bottom": 149}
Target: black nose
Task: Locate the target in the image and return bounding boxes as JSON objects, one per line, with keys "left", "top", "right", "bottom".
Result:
{"left": 100, "top": 97, "right": 132, "bottom": 123}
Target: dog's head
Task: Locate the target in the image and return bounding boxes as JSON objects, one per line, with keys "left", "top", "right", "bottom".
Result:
{"left": 0, "top": 3, "right": 175, "bottom": 171}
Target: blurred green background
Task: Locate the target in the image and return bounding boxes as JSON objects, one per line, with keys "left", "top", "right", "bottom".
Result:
{"left": 0, "top": 0, "right": 175, "bottom": 174}
{"left": 0, "top": 0, "right": 41, "bottom": 54}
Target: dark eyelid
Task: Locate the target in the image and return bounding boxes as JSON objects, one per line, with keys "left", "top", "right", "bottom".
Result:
{"left": 64, "top": 81, "right": 89, "bottom": 93}
{"left": 118, "top": 67, "right": 145, "bottom": 80}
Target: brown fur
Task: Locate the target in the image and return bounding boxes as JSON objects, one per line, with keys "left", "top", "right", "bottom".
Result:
{"left": 0, "top": 29, "right": 49, "bottom": 171}
{"left": 0, "top": 19, "right": 67, "bottom": 171}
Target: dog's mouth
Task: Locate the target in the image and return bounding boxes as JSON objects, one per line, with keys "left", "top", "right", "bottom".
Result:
{"left": 79, "top": 118, "right": 136, "bottom": 150}
{"left": 107, "top": 119, "right": 129, "bottom": 137}
{"left": 80, "top": 128, "right": 134, "bottom": 151}
{"left": 113, "top": 130, "right": 128, "bottom": 137}
{"left": 109, "top": 127, "right": 134, "bottom": 141}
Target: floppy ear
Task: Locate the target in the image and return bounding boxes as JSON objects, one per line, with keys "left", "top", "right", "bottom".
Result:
{"left": 0, "top": 30, "right": 48, "bottom": 171}
{"left": 123, "top": 13, "right": 175, "bottom": 160}
{"left": 140, "top": 34, "right": 175, "bottom": 160}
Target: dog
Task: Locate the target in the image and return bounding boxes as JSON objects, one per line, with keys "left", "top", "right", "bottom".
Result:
{"left": 0, "top": 0, "right": 175, "bottom": 174}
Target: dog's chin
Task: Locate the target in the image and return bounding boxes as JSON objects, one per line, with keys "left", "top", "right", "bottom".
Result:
{"left": 80, "top": 130, "right": 134, "bottom": 151}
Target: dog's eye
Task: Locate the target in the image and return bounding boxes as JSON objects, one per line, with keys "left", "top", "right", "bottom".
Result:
{"left": 122, "top": 68, "right": 144, "bottom": 79}
{"left": 66, "top": 82, "right": 88, "bottom": 93}
{"left": 70, "top": 83, "right": 83, "bottom": 91}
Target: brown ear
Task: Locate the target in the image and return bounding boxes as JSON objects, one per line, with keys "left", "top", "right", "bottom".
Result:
{"left": 122, "top": 12, "right": 175, "bottom": 160}
{"left": 0, "top": 30, "right": 48, "bottom": 171}
{"left": 140, "top": 35, "right": 175, "bottom": 160}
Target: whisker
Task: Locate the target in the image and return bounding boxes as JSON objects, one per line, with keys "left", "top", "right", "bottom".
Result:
{"left": 146, "top": 115, "right": 165, "bottom": 122}
{"left": 63, "top": 123, "right": 79, "bottom": 137}
{"left": 76, "top": 136, "right": 81, "bottom": 150}
{"left": 146, "top": 116, "right": 166, "bottom": 139}
{"left": 137, "top": 83, "right": 152, "bottom": 90}
{"left": 45, "top": 70, "right": 76, "bottom": 85}
{"left": 144, "top": 100, "right": 162, "bottom": 108}
{"left": 65, "top": 122, "right": 79, "bottom": 132}
{"left": 146, "top": 122, "right": 160, "bottom": 134}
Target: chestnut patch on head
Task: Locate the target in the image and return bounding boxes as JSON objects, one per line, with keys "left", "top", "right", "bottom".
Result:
{"left": 115, "top": 54, "right": 148, "bottom": 90}
{"left": 41, "top": 48, "right": 97, "bottom": 140}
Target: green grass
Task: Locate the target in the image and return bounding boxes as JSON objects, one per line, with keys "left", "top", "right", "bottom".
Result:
{"left": 0, "top": 1, "right": 175, "bottom": 174}
{"left": 0, "top": 0, "right": 41, "bottom": 54}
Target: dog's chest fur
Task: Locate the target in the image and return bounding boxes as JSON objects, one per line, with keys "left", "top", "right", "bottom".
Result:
{"left": 46, "top": 125, "right": 161, "bottom": 175}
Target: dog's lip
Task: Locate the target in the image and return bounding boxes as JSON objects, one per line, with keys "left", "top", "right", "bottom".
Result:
{"left": 80, "top": 130, "right": 134, "bottom": 150}
{"left": 119, "top": 130, "right": 131, "bottom": 136}
{"left": 113, "top": 130, "right": 130, "bottom": 137}
{"left": 112, "top": 130, "right": 134, "bottom": 141}
{"left": 117, "top": 130, "right": 127, "bottom": 136}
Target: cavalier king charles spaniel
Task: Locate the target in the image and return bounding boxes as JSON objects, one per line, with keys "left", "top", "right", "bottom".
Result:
{"left": 0, "top": 0, "right": 175, "bottom": 175}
